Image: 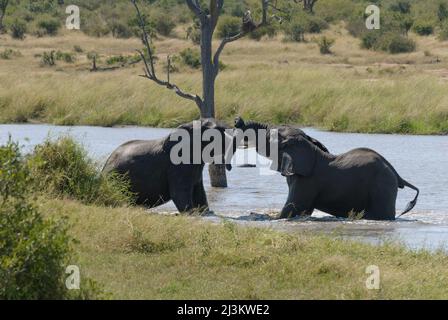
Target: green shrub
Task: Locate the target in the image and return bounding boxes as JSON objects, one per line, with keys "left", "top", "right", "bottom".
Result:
{"left": 106, "top": 54, "right": 141, "bottom": 66}
{"left": 248, "top": 24, "right": 277, "bottom": 41}
{"left": 439, "top": 3, "right": 448, "bottom": 22}
{"left": 10, "top": 19, "right": 27, "bottom": 40}
{"left": 361, "top": 31, "right": 380, "bottom": 49}
{"left": 41, "top": 51, "right": 56, "bottom": 66}
{"left": 217, "top": 16, "right": 241, "bottom": 39}
{"left": 361, "top": 31, "right": 415, "bottom": 54}
{"left": 0, "top": 139, "right": 72, "bottom": 299}
{"left": 73, "top": 45, "right": 83, "bottom": 53}
{"left": 306, "top": 16, "right": 329, "bottom": 34}
{"left": 390, "top": 1, "right": 412, "bottom": 14}
{"left": 186, "top": 22, "right": 201, "bottom": 45}
{"left": 284, "top": 20, "right": 306, "bottom": 42}
{"left": 0, "top": 139, "right": 105, "bottom": 299}
{"left": 179, "top": 48, "right": 201, "bottom": 69}
{"left": 28, "top": 136, "right": 134, "bottom": 207}
{"left": 381, "top": 33, "right": 416, "bottom": 53}
{"left": 36, "top": 16, "right": 61, "bottom": 36}
{"left": 413, "top": 20, "right": 434, "bottom": 36}
{"left": 0, "top": 49, "right": 22, "bottom": 59}
{"left": 55, "top": 51, "right": 76, "bottom": 63}
{"left": 109, "top": 21, "right": 133, "bottom": 39}
{"left": 317, "top": 36, "right": 335, "bottom": 54}
{"left": 154, "top": 13, "right": 176, "bottom": 37}
{"left": 439, "top": 21, "right": 448, "bottom": 40}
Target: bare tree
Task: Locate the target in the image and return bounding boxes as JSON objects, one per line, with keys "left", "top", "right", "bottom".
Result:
{"left": 0, "top": 0, "right": 9, "bottom": 33}
{"left": 131, "top": 0, "right": 289, "bottom": 187}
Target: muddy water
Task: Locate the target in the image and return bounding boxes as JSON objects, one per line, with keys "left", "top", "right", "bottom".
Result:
{"left": 1, "top": 124, "right": 448, "bottom": 251}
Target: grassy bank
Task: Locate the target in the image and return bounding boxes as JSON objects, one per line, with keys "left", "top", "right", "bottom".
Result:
{"left": 1, "top": 30, "right": 448, "bottom": 134}
{"left": 2, "top": 136, "right": 448, "bottom": 299}
{"left": 40, "top": 198, "right": 448, "bottom": 299}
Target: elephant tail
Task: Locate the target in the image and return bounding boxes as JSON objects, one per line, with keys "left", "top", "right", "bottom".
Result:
{"left": 397, "top": 178, "right": 420, "bottom": 217}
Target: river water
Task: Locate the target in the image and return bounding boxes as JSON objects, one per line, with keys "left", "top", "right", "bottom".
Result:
{"left": 1, "top": 124, "right": 448, "bottom": 251}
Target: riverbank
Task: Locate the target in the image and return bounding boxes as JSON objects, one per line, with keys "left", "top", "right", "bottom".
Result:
{"left": 40, "top": 198, "right": 448, "bottom": 299}
{"left": 1, "top": 30, "right": 448, "bottom": 134}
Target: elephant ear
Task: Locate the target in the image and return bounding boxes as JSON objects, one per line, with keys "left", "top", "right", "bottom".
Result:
{"left": 271, "top": 138, "right": 317, "bottom": 177}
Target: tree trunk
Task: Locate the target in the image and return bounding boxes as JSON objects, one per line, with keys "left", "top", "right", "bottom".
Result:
{"left": 208, "top": 164, "right": 228, "bottom": 188}
{"left": 0, "top": 14, "right": 5, "bottom": 33}
{"left": 200, "top": 19, "right": 228, "bottom": 188}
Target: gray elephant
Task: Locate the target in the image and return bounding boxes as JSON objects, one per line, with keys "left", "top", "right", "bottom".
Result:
{"left": 103, "top": 120, "right": 234, "bottom": 213}
{"left": 234, "top": 117, "right": 419, "bottom": 220}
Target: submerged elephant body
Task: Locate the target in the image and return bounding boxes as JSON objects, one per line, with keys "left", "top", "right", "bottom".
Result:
{"left": 234, "top": 117, "right": 419, "bottom": 221}
{"left": 103, "top": 120, "right": 233, "bottom": 213}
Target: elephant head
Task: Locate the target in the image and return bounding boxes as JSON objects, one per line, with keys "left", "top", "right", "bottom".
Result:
{"left": 234, "top": 116, "right": 329, "bottom": 176}
{"left": 272, "top": 136, "right": 318, "bottom": 177}
{"left": 164, "top": 119, "right": 235, "bottom": 170}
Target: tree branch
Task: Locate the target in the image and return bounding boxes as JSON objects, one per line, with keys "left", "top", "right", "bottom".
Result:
{"left": 132, "top": 0, "right": 203, "bottom": 110}
{"left": 186, "top": 0, "right": 207, "bottom": 22}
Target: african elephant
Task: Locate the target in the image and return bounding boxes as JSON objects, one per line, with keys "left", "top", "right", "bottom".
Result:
{"left": 103, "top": 120, "right": 235, "bottom": 213}
{"left": 234, "top": 117, "right": 419, "bottom": 220}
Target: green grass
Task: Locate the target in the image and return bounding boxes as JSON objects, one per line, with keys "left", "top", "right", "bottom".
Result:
{"left": 1, "top": 31, "right": 448, "bottom": 135}
{"left": 42, "top": 198, "right": 448, "bottom": 300}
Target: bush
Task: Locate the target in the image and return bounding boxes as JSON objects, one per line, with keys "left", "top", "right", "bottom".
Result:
{"left": 0, "top": 139, "right": 72, "bottom": 299}
{"left": 306, "top": 16, "right": 329, "bottom": 34}
{"left": 55, "top": 51, "right": 76, "bottom": 63}
{"left": 382, "top": 33, "right": 416, "bottom": 53}
{"left": 178, "top": 48, "right": 201, "bottom": 69}
{"left": 0, "top": 49, "right": 22, "bottom": 59}
{"left": 28, "top": 136, "right": 134, "bottom": 207}
{"left": 109, "top": 21, "right": 133, "bottom": 39}
{"left": 36, "top": 16, "right": 61, "bottom": 36}
{"left": 317, "top": 36, "right": 335, "bottom": 54}
{"left": 186, "top": 22, "right": 201, "bottom": 45}
{"left": 390, "top": 1, "right": 411, "bottom": 14}
{"left": 439, "top": 3, "right": 448, "bottom": 22}
{"left": 0, "top": 139, "right": 105, "bottom": 299}
{"left": 154, "top": 13, "right": 176, "bottom": 37}
{"left": 413, "top": 20, "right": 434, "bottom": 36}
{"left": 361, "top": 31, "right": 382, "bottom": 49}
{"left": 217, "top": 16, "right": 241, "bottom": 39}
{"left": 10, "top": 19, "right": 27, "bottom": 40}
{"left": 248, "top": 24, "right": 277, "bottom": 41}
{"left": 361, "top": 31, "right": 415, "bottom": 54}
{"left": 439, "top": 21, "right": 448, "bottom": 41}
{"left": 284, "top": 20, "right": 306, "bottom": 42}
{"left": 41, "top": 51, "right": 56, "bottom": 66}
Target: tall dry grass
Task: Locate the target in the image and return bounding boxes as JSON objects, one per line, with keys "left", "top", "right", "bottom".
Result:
{"left": 1, "top": 28, "right": 448, "bottom": 133}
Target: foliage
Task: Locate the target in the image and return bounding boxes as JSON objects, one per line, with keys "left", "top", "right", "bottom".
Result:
{"left": 0, "top": 48, "right": 22, "bottom": 59}
{"left": 178, "top": 48, "right": 201, "bottom": 69}
{"left": 217, "top": 15, "right": 241, "bottom": 39}
{"left": 413, "top": 20, "right": 434, "bottom": 36}
{"left": 316, "top": 36, "right": 335, "bottom": 54}
{"left": 36, "top": 15, "right": 61, "bottom": 36}
{"left": 284, "top": 20, "right": 306, "bottom": 42}
{"left": 41, "top": 50, "right": 56, "bottom": 66}
{"left": 153, "top": 12, "right": 176, "bottom": 36}
{"left": 0, "top": 139, "right": 70, "bottom": 299}
{"left": 28, "top": 136, "right": 134, "bottom": 207}
{"left": 55, "top": 51, "right": 76, "bottom": 63}
{"left": 10, "top": 18, "right": 26, "bottom": 39}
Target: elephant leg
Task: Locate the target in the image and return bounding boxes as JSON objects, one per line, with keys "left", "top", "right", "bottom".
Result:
{"left": 365, "top": 184, "right": 397, "bottom": 220}
{"left": 277, "top": 176, "right": 314, "bottom": 219}
{"left": 170, "top": 185, "right": 194, "bottom": 213}
{"left": 192, "top": 181, "right": 209, "bottom": 213}
{"left": 279, "top": 202, "right": 314, "bottom": 219}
